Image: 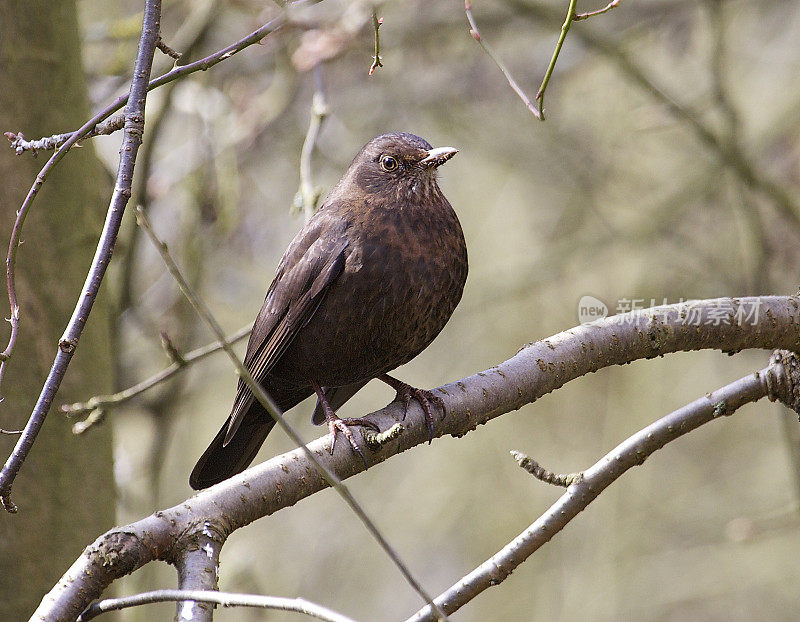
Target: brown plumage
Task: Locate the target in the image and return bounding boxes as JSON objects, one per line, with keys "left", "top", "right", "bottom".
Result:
{"left": 190, "top": 132, "right": 468, "bottom": 489}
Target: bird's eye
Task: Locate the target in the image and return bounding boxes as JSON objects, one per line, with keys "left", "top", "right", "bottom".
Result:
{"left": 380, "top": 155, "right": 399, "bottom": 172}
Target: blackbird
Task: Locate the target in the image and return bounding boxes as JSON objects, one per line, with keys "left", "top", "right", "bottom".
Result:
{"left": 190, "top": 132, "right": 468, "bottom": 489}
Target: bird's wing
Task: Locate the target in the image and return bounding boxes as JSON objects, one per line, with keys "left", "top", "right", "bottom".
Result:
{"left": 224, "top": 217, "right": 348, "bottom": 445}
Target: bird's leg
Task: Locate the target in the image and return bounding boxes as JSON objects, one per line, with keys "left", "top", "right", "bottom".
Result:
{"left": 379, "top": 374, "right": 444, "bottom": 443}
{"left": 311, "top": 381, "right": 379, "bottom": 467}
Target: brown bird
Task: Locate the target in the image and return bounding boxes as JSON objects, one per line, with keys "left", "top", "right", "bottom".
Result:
{"left": 190, "top": 132, "right": 468, "bottom": 489}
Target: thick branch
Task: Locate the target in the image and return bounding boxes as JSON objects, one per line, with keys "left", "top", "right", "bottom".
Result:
{"left": 33, "top": 296, "right": 800, "bottom": 620}
{"left": 173, "top": 523, "right": 224, "bottom": 622}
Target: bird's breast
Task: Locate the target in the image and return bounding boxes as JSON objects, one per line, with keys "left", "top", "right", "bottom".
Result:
{"left": 273, "top": 199, "right": 467, "bottom": 387}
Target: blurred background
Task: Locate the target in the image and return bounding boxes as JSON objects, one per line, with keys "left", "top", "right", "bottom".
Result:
{"left": 15, "top": 0, "right": 800, "bottom": 619}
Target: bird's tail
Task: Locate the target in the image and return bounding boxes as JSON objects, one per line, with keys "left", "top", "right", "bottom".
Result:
{"left": 189, "top": 387, "right": 312, "bottom": 490}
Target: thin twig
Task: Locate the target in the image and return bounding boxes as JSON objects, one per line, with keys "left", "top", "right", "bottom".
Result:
{"left": 535, "top": 0, "right": 577, "bottom": 119}
{"left": 159, "top": 330, "right": 187, "bottom": 366}
{"left": 535, "top": 0, "right": 621, "bottom": 118}
{"left": 464, "top": 1, "right": 540, "bottom": 120}
{"left": 509, "top": 450, "right": 582, "bottom": 487}
{"left": 4, "top": 7, "right": 298, "bottom": 158}
{"left": 0, "top": 428, "right": 22, "bottom": 435}
{"left": 156, "top": 35, "right": 182, "bottom": 60}
{"left": 368, "top": 8, "right": 383, "bottom": 75}
{"left": 134, "top": 207, "right": 449, "bottom": 620}
{"left": 117, "top": 0, "right": 220, "bottom": 318}
{"left": 61, "top": 325, "right": 251, "bottom": 419}
{"left": 0, "top": 0, "right": 163, "bottom": 514}
{"left": 294, "top": 66, "right": 329, "bottom": 222}
{"left": 574, "top": 0, "right": 621, "bottom": 21}
{"left": 71, "top": 409, "right": 106, "bottom": 435}
{"left": 3, "top": 116, "right": 124, "bottom": 155}
{"left": 77, "top": 590, "right": 360, "bottom": 622}
{"left": 5, "top": 15, "right": 286, "bottom": 157}
{"left": 406, "top": 356, "right": 794, "bottom": 621}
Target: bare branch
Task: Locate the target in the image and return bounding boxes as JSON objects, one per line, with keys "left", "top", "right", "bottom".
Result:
{"left": 574, "top": 0, "right": 621, "bottom": 21}
{"left": 406, "top": 352, "right": 800, "bottom": 621}
{"left": 464, "top": 0, "right": 620, "bottom": 121}
{"left": 535, "top": 0, "right": 621, "bottom": 117}
{"left": 134, "top": 207, "right": 449, "bottom": 621}
{"left": 71, "top": 409, "right": 106, "bottom": 436}
{"left": 4, "top": 13, "right": 286, "bottom": 155}
{"left": 60, "top": 325, "right": 251, "bottom": 419}
{"left": 77, "top": 590, "right": 360, "bottom": 622}
{"left": 3, "top": 116, "right": 124, "bottom": 155}
{"left": 173, "top": 523, "right": 223, "bottom": 622}
{"left": 464, "top": 1, "right": 541, "bottom": 120}
{"left": 368, "top": 8, "right": 383, "bottom": 76}
{"left": 534, "top": 0, "right": 577, "bottom": 119}
{"left": 0, "top": 0, "right": 163, "bottom": 514}
{"left": 509, "top": 450, "right": 581, "bottom": 487}
{"left": 156, "top": 35, "right": 182, "bottom": 61}
{"left": 33, "top": 297, "right": 800, "bottom": 619}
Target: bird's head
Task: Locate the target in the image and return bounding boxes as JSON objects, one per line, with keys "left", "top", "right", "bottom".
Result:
{"left": 344, "top": 132, "right": 458, "bottom": 202}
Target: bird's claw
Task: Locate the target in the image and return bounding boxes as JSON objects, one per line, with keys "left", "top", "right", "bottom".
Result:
{"left": 391, "top": 384, "right": 444, "bottom": 443}
{"left": 327, "top": 417, "right": 380, "bottom": 468}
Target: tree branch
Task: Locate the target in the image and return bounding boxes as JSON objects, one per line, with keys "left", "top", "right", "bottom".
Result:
{"left": 0, "top": 0, "right": 163, "bottom": 513}
{"left": 3, "top": 15, "right": 287, "bottom": 156}
{"left": 0, "top": 1, "right": 298, "bottom": 513}
{"left": 405, "top": 350, "right": 800, "bottom": 621}
{"left": 60, "top": 325, "right": 251, "bottom": 419}
{"left": 464, "top": 1, "right": 541, "bottom": 120}
{"left": 32, "top": 296, "right": 800, "bottom": 619}
{"left": 368, "top": 8, "right": 383, "bottom": 76}
{"left": 535, "top": 0, "right": 621, "bottom": 118}
{"left": 3, "top": 116, "right": 125, "bottom": 155}
{"left": 77, "top": 590, "right": 360, "bottom": 622}
{"left": 172, "top": 523, "right": 224, "bottom": 622}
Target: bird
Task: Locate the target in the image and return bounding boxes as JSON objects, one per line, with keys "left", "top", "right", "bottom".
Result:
{"left": 189, "top": 132, "right": 468, "bottom": 490}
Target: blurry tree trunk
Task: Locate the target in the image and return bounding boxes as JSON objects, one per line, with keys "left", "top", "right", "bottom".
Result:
{"left": 0, "top": 1, "right": 115, "bottom": 618}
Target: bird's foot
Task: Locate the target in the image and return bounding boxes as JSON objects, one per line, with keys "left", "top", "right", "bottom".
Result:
{"left": 326, "top": 416, "right": 380, "bottom": 467}
{"left": 380, "top": 374, "right": 444, "bottom": 443}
